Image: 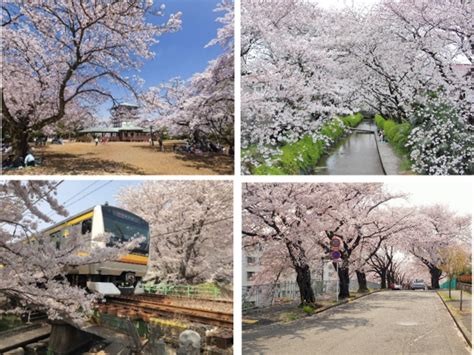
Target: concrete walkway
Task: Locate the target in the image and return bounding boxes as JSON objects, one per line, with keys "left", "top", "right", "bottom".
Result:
{"left": 377, "top": 141, "right": 402, "bottom": 174}
{"left": 372, "top": 130, "right": 402, "bottom": 175}
{"left": 243, "top": 291, "right": 470, "bottom": 355}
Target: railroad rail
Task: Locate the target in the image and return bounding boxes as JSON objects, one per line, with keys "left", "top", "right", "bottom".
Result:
{"left": 133, "top": 293, "right": 233, "bottom": 304}
{"left": 102, "top": 295, "right": 233, "bottom": 329}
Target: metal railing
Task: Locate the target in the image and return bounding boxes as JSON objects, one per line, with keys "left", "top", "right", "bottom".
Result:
{"left": 144, "top": 283, "right": 225, "bottom": 300}
{"left": 243, "top": 279, "right": 380, "bottom": 311}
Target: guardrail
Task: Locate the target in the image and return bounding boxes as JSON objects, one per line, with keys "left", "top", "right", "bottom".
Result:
{"left": 243, "top": 279, "right": 380, "bottom": 311}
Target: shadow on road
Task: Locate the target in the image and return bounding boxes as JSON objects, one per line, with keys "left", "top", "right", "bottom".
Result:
{"left": 243, "top": 291, "right": 438, "bottom": 354}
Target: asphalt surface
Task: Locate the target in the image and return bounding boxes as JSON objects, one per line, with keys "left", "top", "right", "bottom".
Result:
{"left": 243, "top": 291, "right": 471, "bottom": 355}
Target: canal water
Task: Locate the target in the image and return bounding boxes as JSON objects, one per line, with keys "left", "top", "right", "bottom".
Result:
{"left": 313, "top": 121, "right": 385, "bottom": 175}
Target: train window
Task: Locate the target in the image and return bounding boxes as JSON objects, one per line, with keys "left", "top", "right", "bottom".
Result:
{"left": 69, "top": 223, "right": 81, "bottom": 237}
{"left": 50, "top": 230, "right": 62, "bottom": 249}
{"left": 81, "top": 218, "right": 92, "bottom": 234}
{"left": 50, "top": 230, "right": 62, "bottom": 239}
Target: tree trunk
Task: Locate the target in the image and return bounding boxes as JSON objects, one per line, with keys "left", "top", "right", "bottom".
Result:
{"left": 430, "top": 267, "right": 442, "bottom": 289}
{"left": 285, "top": 240, "right": 315, "bottom": 305}
{"left": 387, "top": 272, "right": 394, "bottom": 287}
{"left": 13, "top": 126, "right": 29, "bottom": 159}
{"left": 338, "top": 266, "right": 350, "bottom": 299}
{"left": 380, "top": 270, "right": 387, "bottom": 289}
{"left": 448, "top": 275, "right": 452, "bottom": 298}
{"left": 356, "top": 270, "right": 368, "bottom": 293}
{"left": 295, "top": 264, "right": 315, "bottom": 305}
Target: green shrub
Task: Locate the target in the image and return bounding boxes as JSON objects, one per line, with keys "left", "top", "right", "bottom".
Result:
{"left": 302, "top": 305, "right": 315, "bottom": 315}
{"left": 374, "top": 114, "right": 385, "bottom": 129}
{"left": 392, "top": 123, "right": 411, "bottom": 148}
{"left": 253, "top": 164, "right": 286, "bottom": 175}
{"left": 248, "top": 113, "right": 364, "bottom": 175}
{"left": 373, "top": 114, "right": 412, "bottom": 162}
{"left": 341, "top": 112, "right": 363, "bottom": 127}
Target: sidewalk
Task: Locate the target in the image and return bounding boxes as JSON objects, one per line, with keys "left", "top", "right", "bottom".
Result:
{"left": 377, "top": 140, "right": 401, "bottom": 175}
{"left": 437, "top": 289, "right": 472, "bottom": 346}
{"left": 370, "top": 128, "right": 402, "bottom": 175}
{"left": 243, "top": 290, "right": 381, "bottom": 329}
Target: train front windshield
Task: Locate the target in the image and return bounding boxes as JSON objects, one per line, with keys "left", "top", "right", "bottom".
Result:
{"left": 102, "top": 206, "right": 149, "bottom": 253}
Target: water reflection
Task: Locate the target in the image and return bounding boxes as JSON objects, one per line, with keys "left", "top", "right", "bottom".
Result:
{"left": 314, "top": 121, "right": 384, "bottom": 175}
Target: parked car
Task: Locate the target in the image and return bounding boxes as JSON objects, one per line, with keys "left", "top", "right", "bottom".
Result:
{"left": 411, "top": 279, "right": 427, "bottom": 290}
{"left": 392, "top": 283, "right": 402, "bottom": 290}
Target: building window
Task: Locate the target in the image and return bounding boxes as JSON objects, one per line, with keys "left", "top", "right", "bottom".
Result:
{"left": 247, "top": 256, "right": 256, "bottom": 265}
{"left": 247, "top": 271, "right": 255, "bottom": 281}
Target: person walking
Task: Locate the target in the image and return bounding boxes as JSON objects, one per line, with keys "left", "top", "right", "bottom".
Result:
{"left": 95, "top": 137, "right": 99, "bottom": 146}
{"left": 158, "top": 134, "right": 164, "bottom": 152}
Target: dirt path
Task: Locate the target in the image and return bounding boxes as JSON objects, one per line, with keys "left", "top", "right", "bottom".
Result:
{"left": 2, "top": 142, "right": 233, "bottom": 175}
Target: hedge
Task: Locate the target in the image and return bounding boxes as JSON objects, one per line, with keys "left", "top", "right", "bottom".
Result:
{"left": 252, "top": 113, "right": 363, "bottom": 175}
{"left": 374, "top": 114, "right": 411, "bottom": 156}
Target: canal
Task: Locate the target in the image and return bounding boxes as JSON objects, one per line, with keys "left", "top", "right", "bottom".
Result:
{"left": 313, "top": 121, "right": 385, "bottom": 175}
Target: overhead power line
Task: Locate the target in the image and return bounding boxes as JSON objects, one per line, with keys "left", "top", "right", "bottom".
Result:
{"left": 46, "top": 180, "right": 114, "bottom": 220}
{"left": 151, "top": 215, "right": 233, "bottom": 239}
{"left": 63, "top": 180, "right": 114, "bottom": 209}
{"left": 61, "top": 180, "right": 101, "bottom": 206}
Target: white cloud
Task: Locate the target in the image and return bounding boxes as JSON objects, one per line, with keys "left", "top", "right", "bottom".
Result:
{"left": 384, "top": 181, "right": 472, "bottom": 215}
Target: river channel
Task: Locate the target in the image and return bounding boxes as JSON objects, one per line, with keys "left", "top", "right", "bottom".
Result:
{"left": 313, "top": 121, "right": 385, "bottom": 175}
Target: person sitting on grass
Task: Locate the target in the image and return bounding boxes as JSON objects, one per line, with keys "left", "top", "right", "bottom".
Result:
{"left": 2, "top": 155, "right": 14, "bottom": 168}
{"left": 24, "top": 151, "right": 36, "bottom": 167}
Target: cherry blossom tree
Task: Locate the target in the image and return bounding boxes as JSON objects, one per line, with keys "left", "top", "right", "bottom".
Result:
{"left": 242, "top": 183, "right": 416, "bottom": 301}
{"left": 0, "top": 181, "right": 139, "bottom": 324}
{"left": 117, "top": 180, "right": 233, "bottom": 285}
{"left": 142, "top": 1, "right": 234, "bottom": 148}
{"left": 243, "top": 183, "right": 332, "bottom": 304}
{"left": 2, "top": 0, "right": 182, "bottom": 158}
{"left": 241, "top": 1, "right": 353, "bottom": 169}
{"left": 308, "top": 186, "right": 417, "bottom": 297}
{"left": 243, "top": 183, "right": 439, "bottom": 301}
{"left": 368, "top": 251, "right": 427, "bottom": 289}
{"left": 439, "top": 245, "right": 470, "bottom": 298}
{"left": 241, "top": 0, "right": 472, "bottom": 175}
{"left": 407, "top": 204, "right": 471, "bottom": 289}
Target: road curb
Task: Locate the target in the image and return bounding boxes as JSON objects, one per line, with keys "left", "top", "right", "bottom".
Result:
{"left": 371, "top": 130, "right": 388, "bottom": 175}
{"left": 436, "top": 291, "right": 472, "bottom": 348}
{"left": 242, "top": 290, "right": 384, "bottom": 326}
{"left": 313, "top": 289, "right": 383, "bottom": 315}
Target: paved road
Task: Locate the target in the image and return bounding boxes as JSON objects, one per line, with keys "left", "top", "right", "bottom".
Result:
{"left": 243, "top": 291, "right": 471, "bottom": 355}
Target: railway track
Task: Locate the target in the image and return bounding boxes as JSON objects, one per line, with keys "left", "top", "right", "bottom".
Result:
{"left": 102, "top": 294, "right": 233, "bottom": 329}
{"left": 128, "top": 293, "right": 233, "bottom": 304}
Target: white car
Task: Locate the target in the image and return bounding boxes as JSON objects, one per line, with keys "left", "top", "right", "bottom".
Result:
{"left": 411, "top": 279, "right": 427, "bottom": 290}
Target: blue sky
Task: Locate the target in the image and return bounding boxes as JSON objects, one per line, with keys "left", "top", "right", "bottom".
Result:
{"left": 37, "top": 180, "right": 142, "bottom": 229}
{"left": 97, "top": 0, "right": 226, "bottom": 121}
